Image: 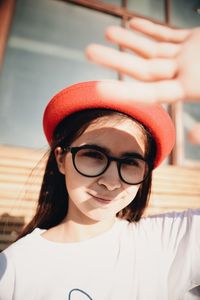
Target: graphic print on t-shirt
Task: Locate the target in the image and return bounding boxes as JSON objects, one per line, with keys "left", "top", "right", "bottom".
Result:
{"left": 68, "top": 288, "right": 93, "bottom": 299}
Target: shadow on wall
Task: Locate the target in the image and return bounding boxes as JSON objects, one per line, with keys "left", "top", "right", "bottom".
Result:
{"left": 0, "top": 213, "right": 25, "bottom": 252}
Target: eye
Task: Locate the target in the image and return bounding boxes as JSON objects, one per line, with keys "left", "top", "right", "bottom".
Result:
{"left": 123, "top": 158, "right": 140, "bottom": 167}
{"left": 80, "top": 150, "right": 105, "bottom": 160}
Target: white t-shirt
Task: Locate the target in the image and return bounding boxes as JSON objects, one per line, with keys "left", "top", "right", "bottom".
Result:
{"left": 0, "top": 209, "right": 200, "bottom": 300}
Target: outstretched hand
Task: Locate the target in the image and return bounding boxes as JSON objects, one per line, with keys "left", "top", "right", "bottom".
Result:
{"left": 86, "top": 18, "right": 200, "bottom": 144}
{"left": 86, "top": 18, "right": 200, "bottom": 104}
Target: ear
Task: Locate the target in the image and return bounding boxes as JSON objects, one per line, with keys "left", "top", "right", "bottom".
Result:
{"left": 54, "top": 147, "right": 65, "bottom": 175}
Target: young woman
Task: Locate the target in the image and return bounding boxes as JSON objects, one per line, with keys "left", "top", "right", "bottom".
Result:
{"left": 0, "top": 80, "right": 199, "bottom": 300}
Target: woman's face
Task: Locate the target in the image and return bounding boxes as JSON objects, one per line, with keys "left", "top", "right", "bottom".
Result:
{"left": 56, "top": 115, "right": 147, "bottom": 224}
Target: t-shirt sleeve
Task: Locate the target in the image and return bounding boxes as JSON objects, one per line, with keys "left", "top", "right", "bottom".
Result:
{"left": 160, "top": 208, "right": 200, "bottom": 295}
{"left": 187, "top": 208, "right": 200, "bottom": 298}
{"left": 191, "top": 209, "right": 200, "bottom": 284}
{"left": 141, "top": 208, "right": 200, "bottom": 297}
{"left": 182, "top": 208, "right": 200, "bottom": 299}
{"left": 0, "top": 252, "right": 15, "bottom": 300}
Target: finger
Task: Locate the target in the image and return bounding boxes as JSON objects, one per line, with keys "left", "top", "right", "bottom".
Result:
{"left": 86, "top": 44, "right": 177, "bottom": 81}
{"left": 129, "top": 18, "right": 190, "bottom": 43}
{"left": 106, "top": 26, "right": 180, "bottom": 58}
{"left": 188, "top": 123, "right": 200, "bottom": 144}
{"left": 95, "top": 80, "right": 185, "bottom": 104}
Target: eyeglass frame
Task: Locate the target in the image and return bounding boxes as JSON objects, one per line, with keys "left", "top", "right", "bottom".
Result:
{"left": 62, "top": 144, "right": 152, "bottom": 185}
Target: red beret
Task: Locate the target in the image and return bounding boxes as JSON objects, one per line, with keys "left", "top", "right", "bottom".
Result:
{"left": 43, "top": 81, "right": 175, "bottom": 168}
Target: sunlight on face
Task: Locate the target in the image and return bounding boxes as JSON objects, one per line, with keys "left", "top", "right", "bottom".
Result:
{"left": 62, "top": 115, "right": 146, "bottom": 224}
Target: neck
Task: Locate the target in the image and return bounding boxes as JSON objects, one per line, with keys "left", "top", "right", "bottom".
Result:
{"left": 59, "top": 216, "right": 116, "bottom": 242}
{"left": 41, "top": 216, "right": 116, "bottom": 243}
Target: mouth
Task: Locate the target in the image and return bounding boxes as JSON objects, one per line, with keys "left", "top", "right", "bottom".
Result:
{"left": 88, "top": 193, "right": 113, "bottom": 205}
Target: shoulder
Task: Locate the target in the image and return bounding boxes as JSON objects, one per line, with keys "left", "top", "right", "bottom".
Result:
{"left": 1, "top": 228, "right": 45, "bottom": 262}
{"left": 118, "top": 209, "right": 200, "bottom": 243}
{"left": 139, "top": 208, "right": 200, "bottom": 228}
{"left": 136, "top": 208, "right": 200, "bottom": 249}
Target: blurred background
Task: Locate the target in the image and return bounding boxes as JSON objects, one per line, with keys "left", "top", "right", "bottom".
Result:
{"left": 0, "top": 0, "right": 200, "bottom": 251}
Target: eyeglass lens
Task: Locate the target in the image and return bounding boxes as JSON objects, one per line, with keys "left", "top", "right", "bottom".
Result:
{"left": 74, "top": 148, "right": 148, "bottom": 184}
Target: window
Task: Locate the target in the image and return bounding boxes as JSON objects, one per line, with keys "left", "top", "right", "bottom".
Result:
{"left": 0, "top": 0, "right": 120, "bottom": 148}
{"left": 0, "top": 0, "right": 199, "bottom": 166}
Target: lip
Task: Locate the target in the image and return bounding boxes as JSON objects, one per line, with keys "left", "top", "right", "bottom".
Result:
{"left": 88, "top": 193, "right": 113, "bottom": 204}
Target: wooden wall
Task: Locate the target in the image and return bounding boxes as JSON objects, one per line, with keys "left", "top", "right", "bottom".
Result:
{"left": 0, "top": 145, "right": 200, "bottom": 250}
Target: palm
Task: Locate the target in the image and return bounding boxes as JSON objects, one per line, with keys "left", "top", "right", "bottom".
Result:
{"left": 86, "top": 18, "right": 200, "bottom": 104}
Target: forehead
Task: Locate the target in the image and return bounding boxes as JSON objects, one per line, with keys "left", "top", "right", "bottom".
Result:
{"left": 72, "top": 115, "right": 146, "bottom": 155}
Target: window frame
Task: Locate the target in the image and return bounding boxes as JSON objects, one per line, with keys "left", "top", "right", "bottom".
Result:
{"left": 0, "top": 0, "right": 16, "bottom": 70}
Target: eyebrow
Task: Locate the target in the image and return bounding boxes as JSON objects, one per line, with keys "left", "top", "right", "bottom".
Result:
{"left": 85, "top": 143, "right": 145, "bottom": 160}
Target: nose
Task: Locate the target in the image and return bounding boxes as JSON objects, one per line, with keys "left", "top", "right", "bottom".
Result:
{"left": 97, "top": 161, "right": 122, "bottom": 191}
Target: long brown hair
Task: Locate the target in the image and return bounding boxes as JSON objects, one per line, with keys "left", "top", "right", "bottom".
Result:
{"left": 18, "top": 109, "right": 156, "bottom": 239}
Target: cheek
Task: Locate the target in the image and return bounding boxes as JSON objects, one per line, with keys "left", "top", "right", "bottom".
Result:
{"left": 64, "top": 156, "right": 92, "bottom": 191}
{"left": 120, "top": 185, "right": 139, "bottom": 205}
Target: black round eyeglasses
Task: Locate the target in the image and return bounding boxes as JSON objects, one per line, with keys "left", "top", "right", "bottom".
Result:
{"left": 62, "top": 144, "right": 151, "bottom": 185}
